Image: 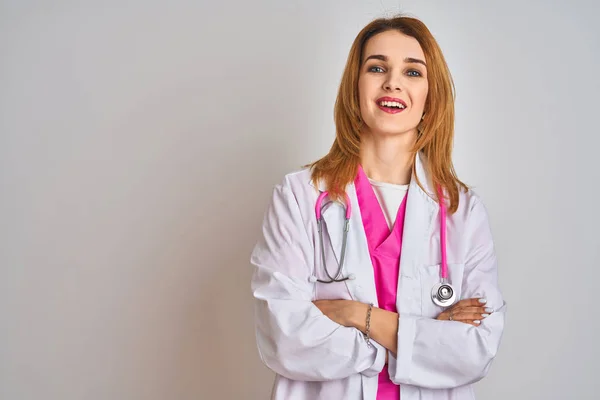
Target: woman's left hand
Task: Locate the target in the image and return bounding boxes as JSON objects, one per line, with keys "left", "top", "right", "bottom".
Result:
{"left": 312, "top": 299, "right": 365, "bottom": 328}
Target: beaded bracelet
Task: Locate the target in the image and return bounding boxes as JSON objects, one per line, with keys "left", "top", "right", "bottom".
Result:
{"left": 364, "top": 303, "right": 374, "bottom": 348}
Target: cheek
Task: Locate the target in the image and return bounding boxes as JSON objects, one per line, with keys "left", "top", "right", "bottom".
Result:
{"left": 421, "top": 84, "right": 429, "bottom": 103}
{"left": 357, "top": 82, "right": 372, "bottom": 115}
{"left": 413, "top": 87, "right": 429, "bottom": 111}
{"left": 358, "top": 80, "right": 368, "bottom": 101}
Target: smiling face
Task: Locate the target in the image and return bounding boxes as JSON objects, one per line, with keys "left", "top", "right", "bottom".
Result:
{"left": 358, "top": 30, "right": 429, "bottom": 138}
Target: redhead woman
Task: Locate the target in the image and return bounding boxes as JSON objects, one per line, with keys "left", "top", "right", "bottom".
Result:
{"left": 250, "top": 15, "right": 505, "bottom": 400}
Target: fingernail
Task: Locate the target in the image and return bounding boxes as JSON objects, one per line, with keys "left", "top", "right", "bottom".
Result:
{"left": 478, "top": 299, "right": 487, "bottom": 304}
{"left": 474, "top": 320, "right": 481, "bottom": 324}
{"left": 485, "top": 307, "right": 494, "bottom": 313}
{"left": 481, "top": 313, "right": 490, "bottom": 318}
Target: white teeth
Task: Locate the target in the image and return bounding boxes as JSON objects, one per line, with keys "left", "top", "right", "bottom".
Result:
{"left": 379, "top": 101, "right": 405, "bottom": 109}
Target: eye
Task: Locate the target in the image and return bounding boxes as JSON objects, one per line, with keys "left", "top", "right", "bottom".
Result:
{"left": 407, "top": 69, "right": 422, "bottom": 77}
{"left": 368, "top": 66, "right": 385, "bottom": 73}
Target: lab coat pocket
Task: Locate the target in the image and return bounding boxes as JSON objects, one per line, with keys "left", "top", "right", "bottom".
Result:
{"left": 419, "top": 263, "right": 465, "bottom": 318}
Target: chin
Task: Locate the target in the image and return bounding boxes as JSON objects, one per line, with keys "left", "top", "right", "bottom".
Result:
{"left": 370, "top": 124, "right": 417, "bottom": 137}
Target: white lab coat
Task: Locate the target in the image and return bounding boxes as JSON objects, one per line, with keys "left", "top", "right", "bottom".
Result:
{"left": 250, "top": 152, "right": 506, "bottom": 400}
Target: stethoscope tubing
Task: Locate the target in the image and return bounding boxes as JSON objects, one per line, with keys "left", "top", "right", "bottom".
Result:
{"left": 438, "top": 187, "right": 449, "bottom": 281}
{"left": 316, "top": 192, "right": 352, "bottom": 283}
{"left": 314, "top": 187, "right": 452, "bottom": 302}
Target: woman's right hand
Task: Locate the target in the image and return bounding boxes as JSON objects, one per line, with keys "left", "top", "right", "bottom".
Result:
{"left": 436, "top": 298, "right": 494, "bottom": 327}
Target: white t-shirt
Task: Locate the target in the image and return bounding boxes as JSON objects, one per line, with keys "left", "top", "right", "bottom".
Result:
{"left": 368, "top": 178, "right": 409, "bottom": 229}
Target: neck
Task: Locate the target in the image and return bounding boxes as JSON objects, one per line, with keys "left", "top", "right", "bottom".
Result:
{"left": 359, "top": 130, "right": 416, "bottom": 185}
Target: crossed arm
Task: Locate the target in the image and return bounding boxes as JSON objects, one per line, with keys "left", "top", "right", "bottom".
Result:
{"left": 252, "top": 181, "right": 505, "bottom": 387}
{"left": 313, "top": 297, "right": 493, "bottom": 359}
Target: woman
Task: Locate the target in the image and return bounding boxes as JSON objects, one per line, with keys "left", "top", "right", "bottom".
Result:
{"left": 250, "top": 15, "right": 505, "bottom": 400}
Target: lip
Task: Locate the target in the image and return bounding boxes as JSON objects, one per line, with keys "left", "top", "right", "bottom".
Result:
{"left": 376, "top": 97, "right": 407, "bottom": 114}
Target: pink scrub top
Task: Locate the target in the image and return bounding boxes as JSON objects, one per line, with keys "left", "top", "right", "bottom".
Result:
{"left": 355, "top": 166, "right": 408, "bottom": 400}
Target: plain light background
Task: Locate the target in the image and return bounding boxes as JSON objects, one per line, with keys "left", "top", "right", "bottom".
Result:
{"left": 1, "top": 0, "right": 598, "bottom": 399}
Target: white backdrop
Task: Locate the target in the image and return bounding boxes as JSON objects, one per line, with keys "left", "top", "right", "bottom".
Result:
{"left": 1, "top": 1, "right": 599, "bottom": 399}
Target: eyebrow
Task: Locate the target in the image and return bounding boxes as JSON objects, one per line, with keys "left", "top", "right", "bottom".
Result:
{"left": 364, "top": 54, "right": 427, "bottom": 67}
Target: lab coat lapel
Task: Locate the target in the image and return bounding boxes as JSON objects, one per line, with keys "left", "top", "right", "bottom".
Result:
{"left": 312, "top": 179, "right": 378, "bottom": 305}
{"left": 396, "top": 152, "right": 438, "bottom": 314}
{"left": 310, "top": 151, "right": 439, "bottom": 307}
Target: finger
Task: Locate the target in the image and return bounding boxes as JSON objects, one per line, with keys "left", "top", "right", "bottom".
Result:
{"left": 449, "top": 316, "right": 483, "bottom": 326}
{"left": 436, "top": 309, "right": 455, "bottom": 321}
{"left": 452, "top": 312, "right": 490, "bottom": 321}
{"left": 453, "top": 297, "right": 488, "bottom": 309}
{"left": 459, "top": 307, "right": 494, "bottom": 317}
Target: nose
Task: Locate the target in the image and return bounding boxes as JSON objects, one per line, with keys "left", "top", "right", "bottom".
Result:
{"left": 383, "top": 73, "right": 403, "bottom": 91}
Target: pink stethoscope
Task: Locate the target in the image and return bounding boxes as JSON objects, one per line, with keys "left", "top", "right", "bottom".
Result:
{"left": 314, "top": 188, "right": 456, "bottom": 308}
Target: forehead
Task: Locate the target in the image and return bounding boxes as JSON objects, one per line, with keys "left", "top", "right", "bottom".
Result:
{"left": 362, "top": 30, "right": 425, "bottom": 63}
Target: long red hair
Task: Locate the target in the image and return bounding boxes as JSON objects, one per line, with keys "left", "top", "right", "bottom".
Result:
{"left": 308, "top": 15, "right": 468, "bottom": 213}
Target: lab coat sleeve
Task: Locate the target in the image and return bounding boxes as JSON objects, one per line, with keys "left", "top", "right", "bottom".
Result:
{"left": 388, "top": 197, "right": 506, "bottom": 389}
{"left": 250, "top": 180, "right": 386, "bottom": 381}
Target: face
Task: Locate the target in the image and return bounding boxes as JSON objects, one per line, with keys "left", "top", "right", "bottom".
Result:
{"left": 357, "top": 30, "right": 429, "bottom": 138}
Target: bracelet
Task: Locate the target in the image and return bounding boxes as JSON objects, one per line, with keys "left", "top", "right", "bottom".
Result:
{"left": 364, "top": 303, "right": 374, "bottom": 348}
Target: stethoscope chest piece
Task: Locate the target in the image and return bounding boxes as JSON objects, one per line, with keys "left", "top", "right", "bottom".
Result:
{"left": 431, "top": 281, "right": 456, "bottom": 307}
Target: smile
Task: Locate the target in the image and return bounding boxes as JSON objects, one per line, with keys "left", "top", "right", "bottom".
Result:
{"left": 376, "top": 97, "right": 407, "bottom": 114}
